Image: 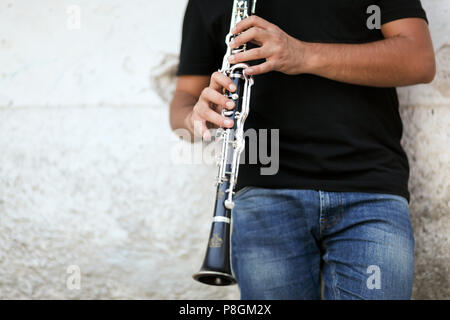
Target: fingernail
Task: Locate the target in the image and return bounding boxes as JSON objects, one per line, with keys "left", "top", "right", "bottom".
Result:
{"left": 232, "top": 27, "right": 237, "bottom": 34}
{"left": 226, "top": 101, "right": 234, "bottom": 108}
{"left": 229, "top": 40, "right": 235, "bottom": 47}
{"left": 203, "top": 131, "right": 211, "bottom": 140}
{"left": 228, "top": 55, "right": 235, "bottom": 62}
{"left": 224, "top": 119, "right": 233, "bottom": 126}
{"left": 246, "top": 68, "right": 253, "bottom": 74}
{"left": 229, "top": 84, "right": 236, "bottom": 91}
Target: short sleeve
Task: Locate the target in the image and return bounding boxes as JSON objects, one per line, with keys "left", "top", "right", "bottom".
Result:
{"left": 177, "top": 0, "right": 220, "bottom": 76}
{"left": 378, "top": 0, "right": 428, "bottom": 25}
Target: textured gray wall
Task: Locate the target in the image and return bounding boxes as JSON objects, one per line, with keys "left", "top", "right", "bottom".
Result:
{"left": 0, "top": 0, "right": 448, "bottom": 299}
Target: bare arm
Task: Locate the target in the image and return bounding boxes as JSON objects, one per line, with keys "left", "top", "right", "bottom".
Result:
{"left": 305, "top": 18, "right": 436, "bottom": 86}
{"left": 230, "top": 16, "right": 436, "bottom": 87}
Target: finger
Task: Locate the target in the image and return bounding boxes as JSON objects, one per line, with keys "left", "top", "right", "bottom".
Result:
{"left": 230, "top": 27, "right": 267, "bottom": 49}
{"left": 210, "top": 71, "right": 236, "bottom": 93}
{"left": 195, "top": 100, "right": 234, "bottom": 129}
{"left": 201, "top": 87, "right": 235, "bottom": 110}
{"left": 204, "top": 106, "right": 234, "bottom": 129}
{"left": 245, "top": 60, "right": 274, "bottom": 75}
{"left": 228, "top": 47, "right": 267, "bottom": 64}
{"left": 233, "top": 15, "right": 271, "bottom": 34}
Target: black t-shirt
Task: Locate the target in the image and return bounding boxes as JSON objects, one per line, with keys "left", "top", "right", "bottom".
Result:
{"left": 177, "top": 0, "right": 428, "bottom": 202}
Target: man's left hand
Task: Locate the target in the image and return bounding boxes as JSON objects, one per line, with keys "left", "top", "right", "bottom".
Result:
{"left": 228, "top": 15, "right": 309, "bottom": 76}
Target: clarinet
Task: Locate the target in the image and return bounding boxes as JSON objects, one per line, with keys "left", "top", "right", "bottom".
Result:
{"left": 192, "top": 0, "right": 257, "bottom": 286}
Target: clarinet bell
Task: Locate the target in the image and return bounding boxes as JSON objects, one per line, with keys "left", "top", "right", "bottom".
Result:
{"left": 192, "top": 269, "right": 237, "bottom": 286}
{"left": 192, "top": 218, "right": 237, "bottom": 286}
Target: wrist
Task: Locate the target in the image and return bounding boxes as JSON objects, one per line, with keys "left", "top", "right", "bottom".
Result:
{"left": 301, "top": 41, "right": 320, "bottom": 75}
{"left": 288, "top": 37, "right": 317, "bottom": 75}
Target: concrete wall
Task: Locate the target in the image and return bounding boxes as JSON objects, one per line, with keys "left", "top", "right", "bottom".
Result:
{"left": 0, "top": 0, "right": 448, "bottom": 299}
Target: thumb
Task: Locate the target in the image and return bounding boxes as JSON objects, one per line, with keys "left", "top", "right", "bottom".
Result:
{"left": 192, "top": 118, "right": 211, "bottom": 140}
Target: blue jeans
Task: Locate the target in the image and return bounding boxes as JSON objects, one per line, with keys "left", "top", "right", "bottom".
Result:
{"left": 231, "top": 187, "right": 414, "bottom": 300}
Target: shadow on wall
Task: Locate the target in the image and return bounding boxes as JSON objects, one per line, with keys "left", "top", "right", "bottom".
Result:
{"left": 150, "top": 54, "right": 179, "bottom": 104}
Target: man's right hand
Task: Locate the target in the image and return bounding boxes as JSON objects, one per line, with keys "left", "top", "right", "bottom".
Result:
{"left": 183, "top": 71, "right": 237, "bottom": 140}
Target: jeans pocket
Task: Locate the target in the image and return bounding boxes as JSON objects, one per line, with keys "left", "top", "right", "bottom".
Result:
{"left": 234, "top": 186, "right": 254, "bottom": 200}
{"left": 383, "top": 193, "right": 409, "bottom": 208}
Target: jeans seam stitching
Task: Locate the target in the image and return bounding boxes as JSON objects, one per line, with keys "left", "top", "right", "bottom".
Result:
{"left": 231, "top": 229, "right": 239, "bottom": 282}
{"left": 331, "top": 261, "right": 339, "bottom": 299}
{"left": 319, "top": 191, "right": 324, "bottom": 237}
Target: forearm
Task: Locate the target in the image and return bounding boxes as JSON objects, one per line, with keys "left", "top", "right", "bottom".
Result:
{"left": 302, "top": 36, "right": 435, "bottom": 87}
{"left": 169, "top": 90, "right": 196, "bottom": 134}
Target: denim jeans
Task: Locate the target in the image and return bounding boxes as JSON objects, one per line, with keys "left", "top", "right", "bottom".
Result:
{"left": 231, "top": 187, "right": 414, "bottom": 300}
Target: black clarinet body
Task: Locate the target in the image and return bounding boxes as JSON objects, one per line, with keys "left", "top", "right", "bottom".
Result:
{"left": 193, "top": 68, "right": 248, "bottom": 286}
{"left": 193, "top": 1, "right": 257, "bottom": 286}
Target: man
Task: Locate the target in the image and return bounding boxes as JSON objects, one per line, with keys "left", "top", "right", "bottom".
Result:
{"left": 170, "top": 0, "right": 435, "bottom": 299}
